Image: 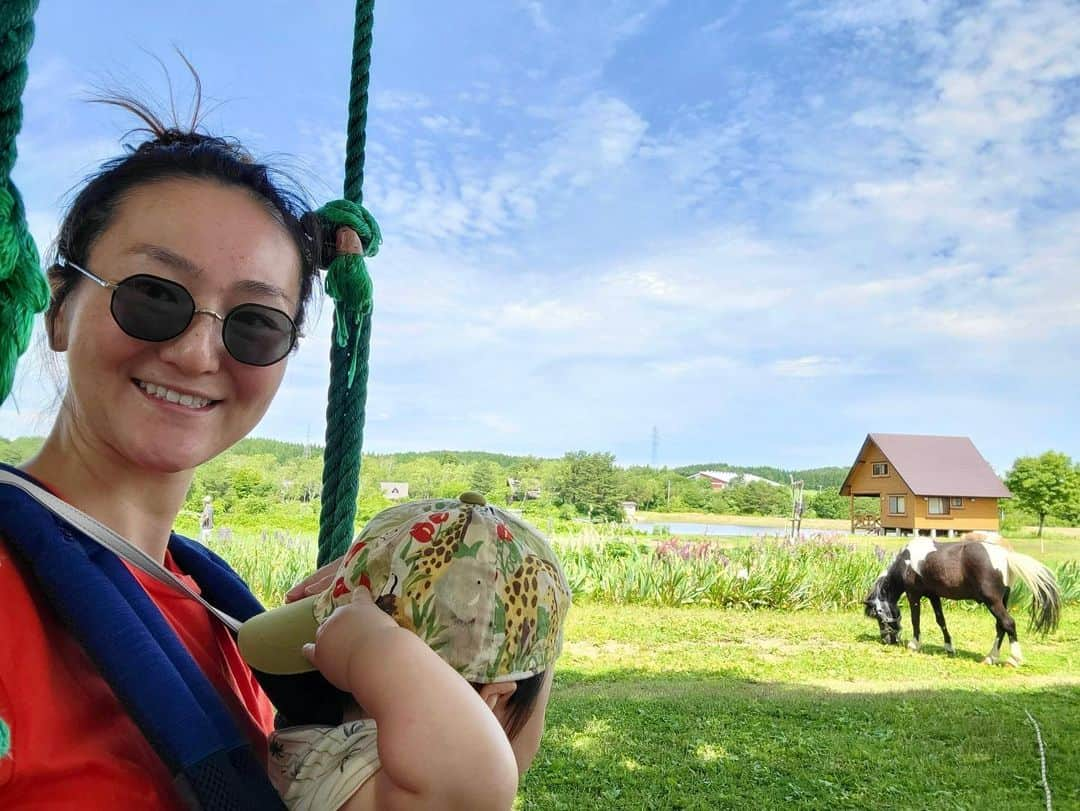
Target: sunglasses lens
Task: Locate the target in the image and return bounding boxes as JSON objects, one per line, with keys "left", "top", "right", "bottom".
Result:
{"left": 223, "top": 304, "right": 297, "bottom": 366}
{"left": 112, "top": 275, "right": 193, "bottom": 341}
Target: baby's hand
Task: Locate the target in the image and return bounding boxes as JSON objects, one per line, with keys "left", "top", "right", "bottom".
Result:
{"left": 285, "top": 557, "right": 341, "bottom": 602}
{"left": 301, "top": 587, "right": 400, "bottom": 691}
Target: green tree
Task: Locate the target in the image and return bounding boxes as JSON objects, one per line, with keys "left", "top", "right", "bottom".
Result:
{"left": 555, "top": 451, "right": 621, "bottom": 520}
{"left": 0, "top": 436, "right": 43, "bottom": 465}
{"left": 469, "top": 461, "right": 503, "bottom": 498}
{"left": 724, "top": 481, "right": 790, "bottom": 516}
{"left": 1004, "top": 451, "right": 1080, "bottom": 537}
{"left": 809, "top": 489, "right": 847, "bottom": 520}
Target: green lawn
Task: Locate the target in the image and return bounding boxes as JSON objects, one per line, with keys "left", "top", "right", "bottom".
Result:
{"left": 521, "top": 604, "right": 1079, "bottom": 810}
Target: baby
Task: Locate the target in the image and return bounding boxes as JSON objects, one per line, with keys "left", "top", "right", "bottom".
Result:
{"left": 238, "top": 491, "right": 571, "bottom": 811}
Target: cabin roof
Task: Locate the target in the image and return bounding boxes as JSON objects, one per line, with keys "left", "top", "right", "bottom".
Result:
{"left": 840, "top": 433, "right": 1012, "bottom": 498}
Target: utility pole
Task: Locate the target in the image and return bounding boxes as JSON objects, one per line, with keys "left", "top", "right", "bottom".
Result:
{"left": 790, "top": 476, "right": 805, "bottom": 540}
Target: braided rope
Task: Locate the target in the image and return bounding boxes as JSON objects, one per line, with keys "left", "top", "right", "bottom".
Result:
{"left": 0, "top": 0, "right": 48, "bottom": 406}
{"left": 0, "top": 716, "right": 9, "bottom": 760}
{"left": 316, "top": 0, "right": 378, "bottom": 566}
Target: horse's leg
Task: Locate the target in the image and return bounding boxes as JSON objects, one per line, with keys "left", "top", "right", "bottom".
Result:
{"left": 928, "top": 594, "right": 954, "bottom": 656}
{"left": 1000, "top": 587, "right": 1023, "bottom": 665}
{"left": 983, "top": 597, "right": 1018, "bottom": 665}
{"left": 907, "top": 593, "right": 923, "bottom": 651}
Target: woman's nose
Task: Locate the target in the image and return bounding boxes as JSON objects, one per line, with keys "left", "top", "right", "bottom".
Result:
{"left": 157, "top": 311, "right": 224, "bottom": 373}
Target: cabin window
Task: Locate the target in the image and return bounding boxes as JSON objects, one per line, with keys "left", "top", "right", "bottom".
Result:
{"left": 872, "top": 462, "right": 889, "bottom": 477}
{"left": 928, "top": 497, "right": 949, "bottom": 516}
{"left": 951, "top": 497, "right": 964, "bottom": 508}
{"left": 888, "top": 495, "right": 906, "bottom": 515}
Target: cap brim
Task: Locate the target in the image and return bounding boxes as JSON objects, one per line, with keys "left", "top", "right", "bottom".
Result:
{"left": 237, "top": 594, "right": 320, "bottom": 675}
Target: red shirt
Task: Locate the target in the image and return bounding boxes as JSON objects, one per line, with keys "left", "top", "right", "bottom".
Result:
{"left": 0, "top": 538, "right": 275, "bottom": 809}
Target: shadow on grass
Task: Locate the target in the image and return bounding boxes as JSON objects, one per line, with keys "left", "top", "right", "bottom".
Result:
{"left": 521, "top": 668, "right": 1078, "bottom": 811}
{"left": 856, "top": 631, "right": 1056, "bottom": 665}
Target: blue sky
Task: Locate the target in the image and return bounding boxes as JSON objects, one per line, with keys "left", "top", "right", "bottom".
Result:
{"left": 1, "top": 0, "right": 1077, "bottom": 472}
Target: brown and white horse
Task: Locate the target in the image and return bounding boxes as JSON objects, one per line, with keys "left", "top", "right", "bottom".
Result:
{"left": 864, "top": 533, "right": 1061, "bottom": 665}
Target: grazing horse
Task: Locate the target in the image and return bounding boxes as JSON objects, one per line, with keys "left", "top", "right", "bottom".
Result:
{"left": 864, "top": 533, "right": 1061, "bottom": 665}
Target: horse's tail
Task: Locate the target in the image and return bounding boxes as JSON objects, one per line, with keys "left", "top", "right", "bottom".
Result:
{"left": 1004, "top": 550, "right": 1061, "bottom": 634}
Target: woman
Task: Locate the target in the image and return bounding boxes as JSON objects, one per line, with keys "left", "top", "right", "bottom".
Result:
{"left": 0, "top": 97, "right": 339, "bottom": 809}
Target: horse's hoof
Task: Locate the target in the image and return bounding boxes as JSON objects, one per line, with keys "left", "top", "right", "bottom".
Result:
{"left": 981, "top": 656, "right": 997, "bottom": 665}
{"left": 945, "top": 648, "right": 957, "bottom": 658}
{"left": 907, "top": 640, "right": 920, "bottom": 652}
{"left": 1005, "top": 657, "right": 1021, "bottom": 668}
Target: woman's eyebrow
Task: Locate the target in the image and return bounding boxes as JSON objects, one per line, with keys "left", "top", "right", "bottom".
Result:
{"left": 129, "top": 243, "right": 294, "bottom": 305}
{"left": 235, "top": 278, "right": 294, "bottom": 304}
{"left": 130, "top": 244, "right": 204, "bottom": 276}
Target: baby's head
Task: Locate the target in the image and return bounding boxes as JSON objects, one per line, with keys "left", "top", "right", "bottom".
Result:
{"left": 241, "top": 492, "right": 571, "bottom": 773}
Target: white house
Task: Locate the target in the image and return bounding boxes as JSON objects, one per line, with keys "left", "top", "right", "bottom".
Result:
{"left": 379, "top": 482, "right": 409, "bottom": 500}
{"left": 690, "top": 470, "right": 783, "bottom": 491}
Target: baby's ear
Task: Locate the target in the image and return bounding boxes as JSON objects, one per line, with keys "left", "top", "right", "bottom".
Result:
{"left": 477, "top": 681, "right": 517, "bottom": 715}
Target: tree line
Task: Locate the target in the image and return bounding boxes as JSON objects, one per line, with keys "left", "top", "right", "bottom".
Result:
{"left": 2, "top": 436, "right": 1077, "bottom": 534}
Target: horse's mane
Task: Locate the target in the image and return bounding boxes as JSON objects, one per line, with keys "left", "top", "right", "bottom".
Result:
{"left": 863, "top": 573, "right": 889, "bottom": 616}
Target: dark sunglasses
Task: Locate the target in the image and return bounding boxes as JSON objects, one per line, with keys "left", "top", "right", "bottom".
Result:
{"left": 63, "top": 261, "right": 299, "bottom": 367}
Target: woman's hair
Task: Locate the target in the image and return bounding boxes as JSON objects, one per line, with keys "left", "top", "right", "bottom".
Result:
{"left": 45, "top": 78, "right": 323, "bottom": 342}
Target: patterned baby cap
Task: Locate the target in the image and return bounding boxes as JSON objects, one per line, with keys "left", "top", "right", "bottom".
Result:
{"left": 313, "top": 492, "right": 571, "bottom": 683}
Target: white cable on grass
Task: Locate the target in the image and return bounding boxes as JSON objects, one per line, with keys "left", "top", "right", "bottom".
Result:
{"left": 1024, "top": 709, "right": 1052, "bottom": 811}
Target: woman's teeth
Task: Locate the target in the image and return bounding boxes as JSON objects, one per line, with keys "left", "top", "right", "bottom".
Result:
{"left": 137, "top": 380, "right": 212, "bottom": 409}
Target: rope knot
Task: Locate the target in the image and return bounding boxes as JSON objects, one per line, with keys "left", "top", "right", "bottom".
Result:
{"left": 312, "top": 200, "right": 381, "bottom": 387}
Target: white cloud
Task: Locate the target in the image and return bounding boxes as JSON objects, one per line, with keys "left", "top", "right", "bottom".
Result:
{"left": 770, "top": 356, "right": 857, "bottom": 378}
{"left": 1061, "top": 115, "right": 1080, "bottom": 151}
{"left": 517, "top": 1, "right": 554, "bottom": 33}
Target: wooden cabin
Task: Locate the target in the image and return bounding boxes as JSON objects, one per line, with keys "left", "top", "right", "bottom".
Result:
{"left": 839, "top": 433, "right": 1011, "bottom": 537}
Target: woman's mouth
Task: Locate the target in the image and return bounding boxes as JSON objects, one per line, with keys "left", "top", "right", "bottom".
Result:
{"left": 134, "top": 379, "right": 218, "bottom": 410}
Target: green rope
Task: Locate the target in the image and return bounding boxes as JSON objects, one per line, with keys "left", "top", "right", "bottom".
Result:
{"left": 316, "top": 0, "right": 379, "bottom": 566}
{"left": 0, "top": 0, "right": 48, "bottom": 406}
{"left": 317, "top": 200, "right": 380, "bottom": 387}
{"left": 0, "top": 716, "right": 9, "bottom": 760}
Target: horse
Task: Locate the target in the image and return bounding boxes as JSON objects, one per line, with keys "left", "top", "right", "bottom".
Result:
{"left": 863, "top": 532, "right": 1061, "bottom": 665}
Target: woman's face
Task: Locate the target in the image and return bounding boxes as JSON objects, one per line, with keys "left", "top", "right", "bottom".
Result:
{"left": 52, "top": 177, "right": 302, "bottom": 474}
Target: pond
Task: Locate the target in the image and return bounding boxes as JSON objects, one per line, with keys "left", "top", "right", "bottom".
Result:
{"left": 631, "top": 521, "right": 788, "bottom": 537}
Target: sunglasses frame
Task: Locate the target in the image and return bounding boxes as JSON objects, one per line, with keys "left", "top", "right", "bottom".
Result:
{"left": 61, "top": 261, "right": 300, "bottom": 367}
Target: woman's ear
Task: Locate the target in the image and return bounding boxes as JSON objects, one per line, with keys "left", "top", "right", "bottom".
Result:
{"left": 477, "top": 681, "right": 517, "bottom": 717}
{"left": 45, "top": 281, "right": 72, "bottom": 352}
{"left": 45, "top": 268, "right": 76, "bottom": 352}
{"left": 46, "top": 310, "right": 69, "bottom": 352}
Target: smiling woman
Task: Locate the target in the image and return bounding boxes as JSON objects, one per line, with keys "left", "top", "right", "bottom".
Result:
{"left": 46, "top": 176, "right": 304, "bottom": 473}
{"left": 0, "top": 84, "right": 348, "bottom": 810}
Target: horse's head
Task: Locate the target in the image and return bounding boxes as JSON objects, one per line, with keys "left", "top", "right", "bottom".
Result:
{"left": 864, "top": 578, "right": 902, "bottom": 645}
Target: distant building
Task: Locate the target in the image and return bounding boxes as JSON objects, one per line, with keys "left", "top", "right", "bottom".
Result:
{"left": 507, "top": 478, "right": 541, "bottom": 501}
{"left": 839, "top": 433, "right": 1011, "bottom": 537}
{"left": 380, "top": 482, "right": 409, "bottom": 500}
{"left": 690, "top": 470, "right": 783, "bottom": 490}
{"left": 620, "top": 501, "right": 638, "bottom": 520}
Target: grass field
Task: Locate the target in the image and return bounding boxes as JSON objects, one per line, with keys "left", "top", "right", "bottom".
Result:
{"left": 205, "top": 528, "right": 1078, "bottom": 810}
{"left": 524, "top": 605, "right": 1079, "bottom": 811}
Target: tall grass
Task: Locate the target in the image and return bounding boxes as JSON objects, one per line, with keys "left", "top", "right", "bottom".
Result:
{"left": 204, "top": 531, "right": 1080, "bottom": 613}
{"left": 558, "top": 536, "right": 886, "bottom": 610}
{"left": 205, "top": 530, "right": 317, "bottom": 607}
